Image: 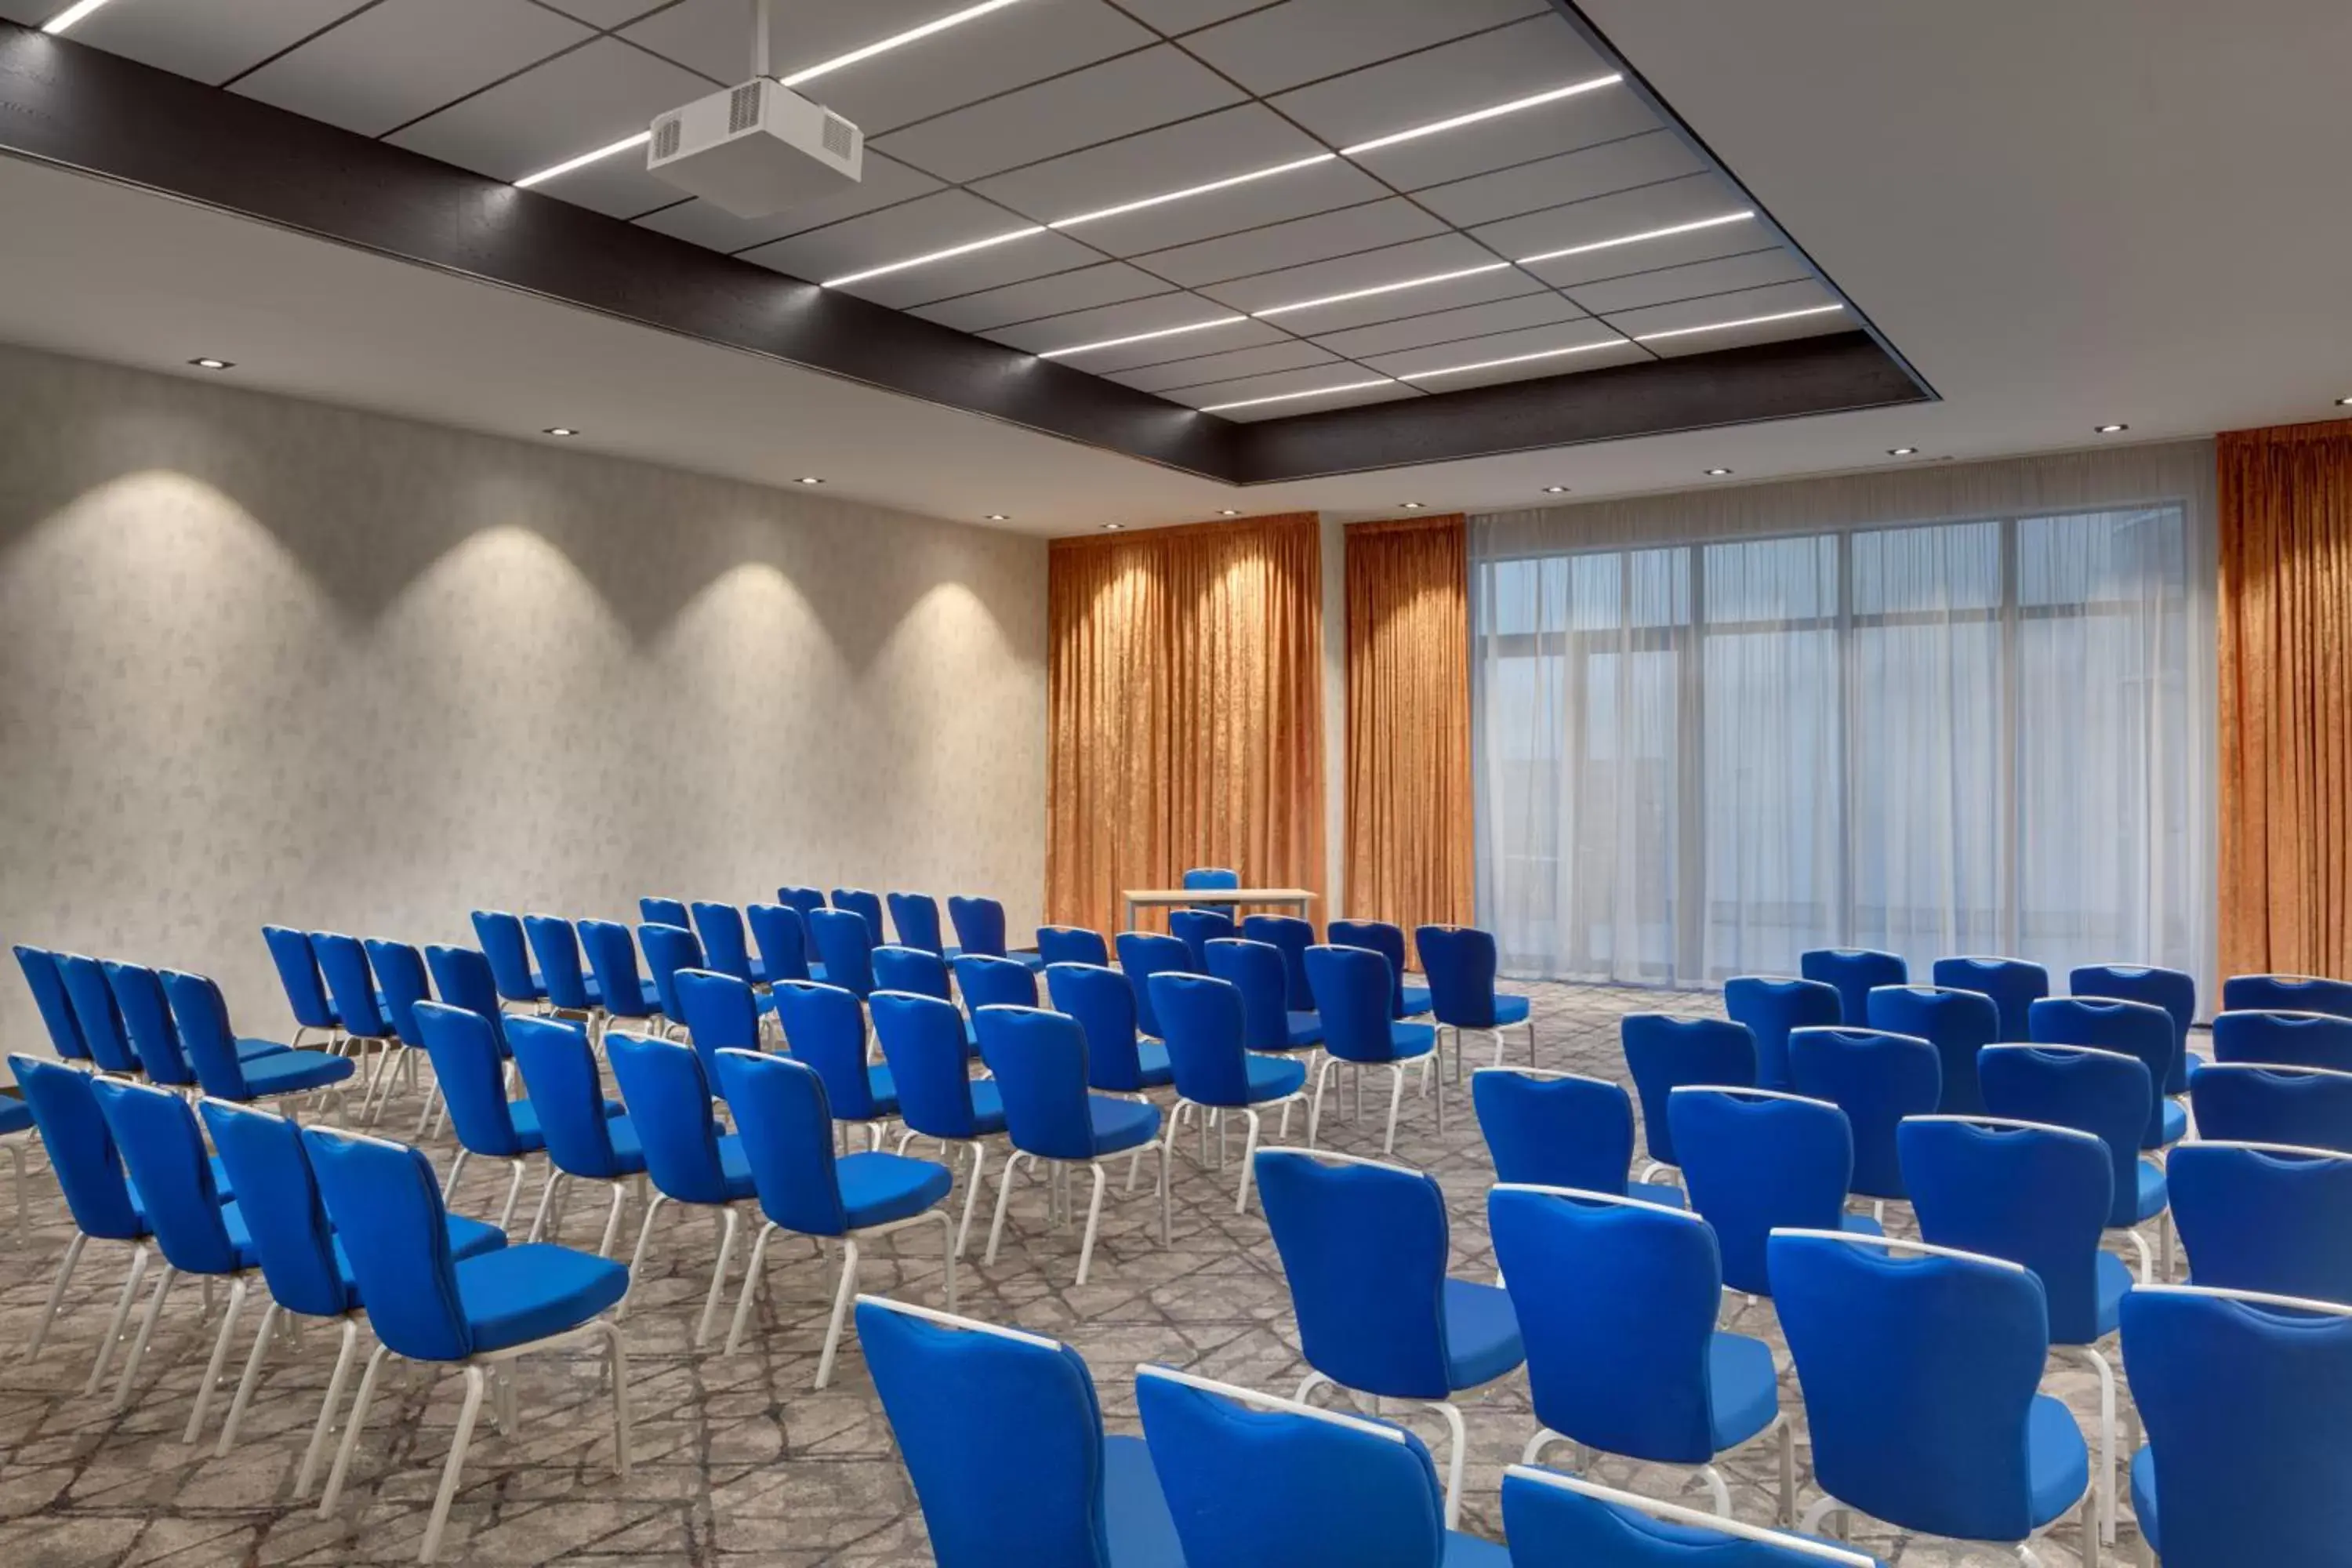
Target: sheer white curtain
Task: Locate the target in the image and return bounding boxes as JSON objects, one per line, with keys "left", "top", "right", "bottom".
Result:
{"left": 1472, "top": 443, "right": 2217, "bottom": 1004}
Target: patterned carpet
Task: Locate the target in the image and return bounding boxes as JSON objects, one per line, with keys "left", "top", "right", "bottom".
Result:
{"left": 0, "top": 982, "right": 2122, "bottom": 1566}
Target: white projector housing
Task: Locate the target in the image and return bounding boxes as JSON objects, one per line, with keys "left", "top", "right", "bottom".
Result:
{"left": 647, "top": 78, "right": 862, "bottom": 218}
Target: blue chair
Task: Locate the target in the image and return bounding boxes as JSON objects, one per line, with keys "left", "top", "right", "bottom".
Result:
{"left": 57, "top": 949, "right": 146, "bottom": 1075}
{"left": 976, "top": 1006, "right": 1169, "bottom": 1285}
{"left": 1242, "top": 913, "right": 1318, "bottom": 1012}
{"left": 2189, "top": 1059, "right": 2352, "bottom": 1153}
{"left": 311, "top": 933, "right": 401, "bottom": 1112}
{"left": 871, "top": 991, "right": 1007, "bottom": 1256}
{"left": 1786, "top": 1026, "right": 1941, "bottom": 1208}
{"left": 1798, "top": 949, "right": 1908, "bottom": 1027}
{"left": 305, "top": 1124, "right": 630, "bottom": 1563}
{"left": 1725, "top": 975, "right": 1842, "bottom": 1092}
{"left": 414, "top": 999, "right": 619, "bottom": 1232}
{"left": 854, "top": 1295, "right": 1181, "bottom": 1568}
{"left": 1167, "top": 907, "right": 1236, "bottom": 971}
{"left": 469, "top": 910, "right": 545, "bottom": 1010}
{"left": 1980, "top": 1044, "right": 2169, "bottom": 1275}
{"left": 1113, "top": 933, "right": 1196, "bottom": 1046}
{"left": 1899, "top": 1114, "right": 2131, "bottom": 1541}
{"left": 16, "top": 944, "right": 93, "bottom": 1064}
{"left": 2122, "top": 1283, "right": 2352, "bottom": 1567}
{"left": 522, "top": 913, "right": 604, "bottom": 1023}
{"left": 1668, "top": 1087, "right": 1882, "bottom": 1298}
{"left": 2071, "top": 964, "right": 2196, "bottom": 1097}
{"left": 1183, "top": 865, "right": 1240, "bottom": 895}
{"left": 1472, "top": 1067, "right": 1683, "bottom": 1205}
{"left": 1136, "top": 1363, "right": 1511, "bottom": 1567}
{"left": 1253, "top": 1148, "right": 1522, "bottom": 1528}
{"left": 674, "top": 967, "right": 768, "bottom": 1091}
{"left": 604, "top": 1033, "right": 758, "bottom": 1348}
{"left": 746, "top": 901, "right": 819, "bottom": 985}
{"left": 775, "top": 884, "right": 828, "bottom": 923}
{"left": 1036, "top": 925, "right": 1112, "bottom": 968}
{"left": 1330, "top": 918, "right": 1434, "bottom": 1018}
{"left": 160, "top": 968, "right": 357, "bottom": 1109}
{"left": 103, "top": 958, "right": 209, "bottom": 1089}
{"left": 365, "top": 937, "right": 441, "bottom": 1123}
{"left": 949, "top": 894, "right": 1037, "bottom": 969}
{"left": 887, "top": 891, "right": 957, "bottom": 960}
{"left": 640, "top": 895, "right": 691, "bottom": 931}
{"left": 772, "top": 979, "right": 899, "bottom": 1142}
{"left": 1932, "top": 955, "right": 2049, "bottom": 1041}
{"left": 1864, "top": 983, "right": 1998, "bottom": 1115}
{"left": 1621, "top": 1014, "right": 1757, "bottom": 1177}
{"left": 1204, "top": 936, "right": 1322, "bottom": 1054}
{"left": 1768, "top": 1229, "right": 2094, "bottom": 1560}
{"left": 1048, "top": 962, "right": 1174, "bottom": 1094}
{"left": 713, "top": 1050, "right": 955, "bottom": 1380}
{"left": 1498, "top": 1468, "right": 1882, "bottom": 1567}
{"left": 875, "top": 943, "right": 953, "bottom": 1000}
{"left": 1149, "top": 972, "right": 1306, "bottom": 1214}
{"left": 509, "top": 1015, "right": 647, "bottom": 1258}
{"left": 640, "top": 920, "right": 717, "bottom": 1038}
{"left": 2222, "top": 971, "right": 2352, "bottom": 1018}
{"left": 266, "top": 924, "right": 347, "bottom": 1054}
{"left": 2212, "top": 1007, "right": 2352, "bottom": 1070}
{"left": 831, "top": 887, "right": 888, "bottom": 946}
{"left": 808, "top": 906, "right": 879, "bottom": 1000}
{"left": 2168, "top": 1140, "right": 2352, "bottom": 1304}
{"left": 691, "top": 901, "right": 768, "bottom": 986}
{"left": 953, "top": 952, "right": 1040, "bottom": 1012}
{"left": 2031, "top": 995, "right": 2184, "bottom": 1148}
{"left": 580, "top": 917, "right": 663, "bottom": 1031}
{"left": 1305, "top": 943, "right": 1442, "bottom": 1154}
{"left": 423, "top": 944, "right": 506, "bottom": 1037}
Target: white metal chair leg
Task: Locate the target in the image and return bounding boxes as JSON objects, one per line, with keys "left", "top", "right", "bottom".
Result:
{"left": 182, "top": 1275, "right": 252, "bottom": 1443}
{"left": 82, "top": 1241, "right": 148, "bottom": 1393}
{"left": 293, "top": 1319, "right": 362, "bottom": 1497}
{"left": 114, "top": 1264, "right": 180, "bottom": 1410}
{"left": 602, "top": 1320, "right": 633, "bottom": 1477}
{"left": 1158, "top": 1142, "right": 1171, "bottom": 1246}
{"left": 1381, "top": 1064, "right": 1410, "bottom": 1156}
{"left": 28, "top": 1230, "right": 87, "bottom": 1361}
{"left": 1233, "top": 1108, "right": 1266, "bottom": 1213}
{"left": 724, "top": 1221, "right": 780, "bottom": 1356}
{"left": 815, "top": 1237, "right": 862, "bottom": 1389}
{"left": 1695, "top": 1464, "right": 1733, "bottom": 1517}
{"left": 1424, "top": 1399, "right": 1468, "bottom": 1530}
{"left": 1305, "top": 1057, "right": 1340, "bottom": 1148}
{"left": 2071, "top": 1343, "right": 2118, "bottom": 1544}
{"left": 954, "top": 1142, "right": 987, "bottom": 1258}
{"left": 419, "top": 1364, "right": 488, "bottom": 1564}
{"left": 496, "top": 1161, "right": 529, "bottom": 1234}
{"left": 444, "top": 1149, "right": 470, "bottom": 1204}
{"left": 695, "top": 1207, "right": 742, "bottom": 1350}
{"left": 1799, "top": 1494, "right": 1843, "bottom": 1536}
{"left": 4, "top": 1141, "right": 26, "bottom": 1245}
{"left": 319, "top": 1341, "right": 390, "bottom": 1516}
{"left": 618, "top": 1193, "right": 667, "bottom": 1322}
{"left": 528, "top": 1171, "right": 566, "bottom": 1245}
{"left": 1075, "top": 1163, "right": 1109, "bottom": 1286}
{"left": 984, "top": 1150, "right": 1028, "bottom": 1265}
{"left": 596, "top": 1180, "right": 630, "bottom": 1259}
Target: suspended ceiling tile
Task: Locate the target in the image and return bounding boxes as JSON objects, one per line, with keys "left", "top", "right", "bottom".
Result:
{"left": 1398, "top": 339, "right": 1651, "bottom": 394}
{"left": 388, "top": 38, "right": 709, "bottom": 180}
{"left": 1184, "top": 376, "right": 1421, "bottom": 420}
{"left": 1520, "top": 224, "right": 1776, "bottom": 291}
{"left": 1352, "top": 87, "right": 1661, "bottom": 195}
{"left": 1108, "top": 339, "right": 1342, "bottom": 394}
{"left": 1110, "top": 0, "right": 1271, "bottom": 32}
{"left": 1133, "top": 198, "right": 1449, "bottom": 289}
{"left": 1247, "top": 270, "right": 1547, "bottom": 339}
{"left": 532, "top": 0, "right": 672, "bottom": 27}
{"left": 986, "top": 291, "right": 1258, "bottom": 354}
{"left": 874, "top": 45, "right": 1246, "bottom": 185}
{"left": 0, "top": 1, "right": 67, "bottom": 20}
{"left": 232, "top": 0, "right": 593, "bottom": 140}
{"left": 731, "top": 187, "right": 1053, "bottom": 286}
{"left": 970, "top": 103, "right": 1354, "bottom": 234}
{"left": 1410, "top": 129, "right": 1703, "bottom": 229}
{"left": 1268, "top": 16, "right": 1612, "bottom": 151}
{"left": 27, "top": 0, "right": 374, "bottom": 86}
{"left": 1306, "top": 291, "right": 1591, "bottom": 361}
{"left": 631, "top": 153, "right": 945, "bottom": 253}
{"left": 1367, "top": 317, "right": 1632, "bottom": 379}
{"left": 1196, "top": 232, "right": 1505, "bottom": 314}
{"left": 1564, "top": 248, "right": 1811, "bottom": 317}
{"left": 1602, "top": 277, "right": 1846, "bottom": 354}
{"left": 1178, "top": 0, "right": 1549, "bottom": 97}
{"left": 833, "top": 232, "right": 1105, "bottom": 308}
{"left": 1472, "top": 171, "right": 1750, "bottom": 263}
{"left": 909, "top": 263, "right": 1175, "bottom": 334}
{"left": 621, "top": 0, "right": 975, "bottom": 87}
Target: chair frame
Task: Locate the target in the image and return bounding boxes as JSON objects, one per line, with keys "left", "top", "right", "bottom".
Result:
{"left": 606, "top": 1033, "right": 759, "bottom": 1351}
{"left": 1980, "top": 1044, "right": 2168, "bottom": 1280}
{"left": 984, "top": 1123, "right": 1174, "bottom": 1289}
{"left": 1303, "top": 950, "right": 1443, "bottom": 1156}
{"left": 1501, "top": 1466, "right": 1880, "bottom": 1566}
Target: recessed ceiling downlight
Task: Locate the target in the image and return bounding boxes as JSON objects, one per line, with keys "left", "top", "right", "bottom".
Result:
{"left": 2094, "top": 423, "right": 2129, "bottom": 434}
{"left": 543, "top": 426, "right": 578, "bottom": 437}
{"left": 189, "top": 358, "right": 234, "bottom": 370}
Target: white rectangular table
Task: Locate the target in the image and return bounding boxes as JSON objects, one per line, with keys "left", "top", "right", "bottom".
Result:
{"left": 1122, "top": 887, "right": 1316, "bottom": 932}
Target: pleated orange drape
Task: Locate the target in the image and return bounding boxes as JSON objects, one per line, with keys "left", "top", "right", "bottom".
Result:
{"left": 1046, "top": 514, "right": 1326, "bottom": 936}
{"left": 1344, "top": 515, "right": 1472, "bottom": 956}
{"left": 2219, "top": 419, "right": 2352, "bottom": 978}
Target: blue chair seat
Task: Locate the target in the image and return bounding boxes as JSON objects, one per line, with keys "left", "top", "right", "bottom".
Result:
{"left": 1492, "top": 994, "right": 1531, "bottom": 1027}
{"left": 506, "top": 1096, "right": 626, "bottom": 1146}
{"left": 1391, "top": 1022, "right": 1440, "bottom": 1060}
{"left": 1285, "top": 1012, "right": 1324, "bottom": 1049}
{"left": 451, "top": 1243, "right": 629, "bottom": 1354}
{"left": 1632, "top": 1179, "right": 1686, "bottom": 1208}
{"left": 746, "top": 958, "right": 771, "bottom": 985}
{"left": 2158, "top": 1098, "right": 2187, "bottom": 1145}
{"left": 328, "top": 1215, "right": 508, "bottom": 1309}
{"left": 1102, "top": 1434, "right": 1186, "bottom": 1567}
{"left": 966, "top": 1080, "right": 1011, "bottom": 1138}
{"left": 2026, "top": 1392, "right": 2092, "bottom": 1530}
{"left": 808, "top": 961, "right": 829, "bottom": 983}
{"left": 2085, "top": 1250, "right": 2133, "bottom": 1342}
{"left": 852, "top": 1065, "right": 901, "bottom": 1120}
{"left": 1088, "top": 1095, "right": 1164, "bottom": 1156}
{"left": 1132, "top": 1040, "right": 1178, "bottom": 1090}
{"left": 1241, "top": 1052, "right": 1309, "bottom": 1103}
{"left": 1842, "top": 1211, "right": 1887, "bottom": 1240}
{"left": 0, "top": 1099, "right": 31, "bottom": 1138}
{"left": 1011, "top": 952, "right": 1048, "bottom": 972}
{"left": 1707, "top": 1330, "right": 1781, "bottom": 1450}
{"left": 837, "top": 1151, "right": 956, "bottom": 1229}
{"left": 712, "top": 1133, "right": 760, "bottom": 1201}
{"left": 2129, "top": 1446, "right": 2161, "bottom": 1556}
{"left": 1400, "top": 984, "right": 1434, "bottom": 1017}
{"left": 596, "top": 1116, "right": 654, "bottom": 1177}
{"left": 2131, "top": 1158, "right": 2169, "bottom": 1225}
{"left": 233, "top": 1037, "right": 292, "bottom": 1062}
{"left": 238, "top": 1048, "right": 357, "bottom": 1096}
{"left": 581, "top": 975, "right": 663, "bottom": 1013}
{"left": 1441, "top": 1277, "right": 1525, "bottom": 1390}
{"left": 1443, "top": 1534, "right": 1512, "bottom": 1567}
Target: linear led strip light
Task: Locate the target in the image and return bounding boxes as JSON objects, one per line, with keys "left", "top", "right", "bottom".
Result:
{"left": 40, "top": 0, "right": 119, "bottom": 30}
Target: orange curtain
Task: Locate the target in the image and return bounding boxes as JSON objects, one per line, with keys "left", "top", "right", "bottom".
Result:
{"left": 1345, "top": 515, "right": 1472, "bottom": 956}
{"left": 2219, "top": 418, "right": 2352, "bottom": 977}
{"left": 1046, "top": 514, "right": 1325, "bottom": 936}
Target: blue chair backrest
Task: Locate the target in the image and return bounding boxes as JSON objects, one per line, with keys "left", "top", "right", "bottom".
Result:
{"left": 690, "top": 902, "right": 758, "bottom": 985}
{"left": 605, "top": 1033, "right": 734, "bottom": 1204}
{"left": 873, "top": 946, "right": 952, "bottom": 1002}
{"left": 157, "top": 968, "right": 256, "bottom": 1098}
{"left": 1254, "top": 1149, "right": 1457, "bottom": 1399}
{"left": 1203, "top": 938, "right": 1298, "bottom": 1052}
{"left": 2122, "top": 1284, "right": 2352, "bottom": 1567}
{"left": 2212, "top": 1008, "right": 2352, "bottom": 1071}
{"left": 1119, "top": 931, "right": 1196, "bottom": 1040}
{"left": 2071, "top": 964, "right": 2194, "bottom": 1093}
{"left": 746, "top": 902, "right": 814, "bottom": 985}
{"left": 1415, "top": 924, "right": 1508, "bottom": 1030}
{"left": 1725, "top": 976, "right": 1843, "bottom": 1092}
{"left": 362, "top": 938, "right": 434, "bottom": 1047}
{"left": 1490, "top": 1184, "right": 1729, "bottom": 1463}
{"left": 470, "top": 910, "right": 541, "bottom": 1005}
{"left": 10, "top": 1053, "right": 142, "bottom": 1239}
{"left": 775, "top": 885, "right": 828, "bottom": 923}
{"left": 1670, "top": 1087, "right": 1853, "bottom": 1296}
{"left": 887, "top": 892, "right": 949, "bottom": 956}
{"left": 508, "top": 1015, "right": 628, "bottom": 1178}
{"left": 1978, "top": 1044, "right": 2152, "bottom": 1227}
{"left": 199, "top": 1097, "right": 352, "bottom": 1317}
{"left": 1864, "top": 984, "right": 1998, "bottom": 1115}
{"left": 638, "top": 922, "right": 705, "bottom": 1022}
{"left": 2190, "top": 1062, "right": 2352, "bottom": 1154}
{"left": 1472, "top": 1069, "right": 1638, "bottom": 1195}
{"left": 1183, "top": 866, "right": 1240, "bottom": 891}
{"left": 1500, "top": 1466, "right": 1884, "bottom": 1566}
{"left": 413, "top": 1000, "right": 526, "bottom": 1158}
{"left": 1621, "top": 1014, "right": 1758, "bottom": 1167}
{"left": 832, "top": 888, "right": 887, "bottom": 946}
{"left": 872, "top": 992, "right": 986, "bottom": 1141}
{"left": 676, "top": 967, "right": 761, "bottom": 1087}
{"left": 1047, "top": 964, "right": 1151, "bottom": 1094}
{"left": 264, "top": 924, "right": 340, "bottom": 1030}
{"left": 2223, "top": 972, "right": 2352, "bottom": 1019}
{"left": 1167, "top": 908, "right": 1236, "bottom": 971}
{"left": 1136, "top": 1365, "right": 1448, "bottom": 1567}
{"left": 953, "top": 953, "right": 1038, "bottom": 1012}
{"left": 423, "top": 945, "right": 505, "bottom": 1040}
{"left": 772, "top": 980, "right": 884, "bottom": 1120}
{"left": 1897, "top": 1116, "right": 2114, "bottom": 1344}
{"left": 59, "top": 951, "right": 140, "bottom": 1073}
{"left": 2169, "top": 1142, "right": 2352, "bottom": 1302}
{"left": 1036, "top": 927, "right": 1110, "bottom": 968}
{"left": 303, "top": 1127, "right": 473, "bottom": 1361}
{"left": 1798, "top": 948, "right": 1907, "bottom": 1025}
{"left": 1930, "top": 956, "right": 2048, "bottom": 1040}
{"left": 641, "top": 896, "right": 691, "bottom": 931}
{"left": 16, "top": 946, "right": 92, "bottom": 1061}
{"left": 1328, "top": 920, "right": 1413, "bottom": 1018}
{"left": 855, "top": 1297, "right": 1116, "bottom": 1568}
{"left": 808, "top": 908, "right": 877, "bottom": 999}
{"left": 1769, "top": 1231, "right": 2051, "bottom": 1544}
{"left": 312, "top": 931, "right": 392, "bottom": 1040}
{"left": 522, "top": 915, "right": 594, "bottom": 1011}
{"left": 105, "top": 959, "right": 193, "bottom": 1085}
{"left": 580, "top": 918, "right": 655, "bottom": 1020}
{"left": 1241, "top": 915, "right": 1316, "bottom": 1011}
{"left": 1148, "top": 972, "right": 1258, "bottom": 1106}
{"left": 713, "top": 1050, "right": 847, "bottom": 1236}
{"left": 1304, "top": 943, "right": 1402, "bottom": 1065}
{"left": 1787, "top": 1026, "right": 1941, "bottom": 1200}
{"left": 973, "top": 1006, "right": 1097, "bottom": 1162}
{"left": 2030, "top": 995, "right": 2176, "bottom": 1145}
{"left": 91, "top": 1078, "right": 238, "bottom": 1275}
{"left": 946, "top": 895, "right": 1009, "bottom": 959}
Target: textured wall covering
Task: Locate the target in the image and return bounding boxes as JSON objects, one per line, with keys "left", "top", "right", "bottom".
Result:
{"left": 0, "top": 344, "right": 1047, "bottom": 1058}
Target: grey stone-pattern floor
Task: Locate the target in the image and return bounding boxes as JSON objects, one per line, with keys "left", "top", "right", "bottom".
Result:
{"left": 0, "top": 982, "right": 2125, "bottom": 1566}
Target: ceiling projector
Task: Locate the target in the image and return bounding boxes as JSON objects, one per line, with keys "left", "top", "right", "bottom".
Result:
{"left": 647, "top": 76, "right": 862, "bottom": 217}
